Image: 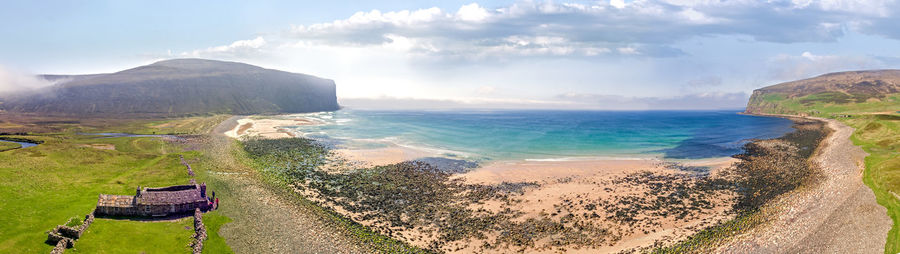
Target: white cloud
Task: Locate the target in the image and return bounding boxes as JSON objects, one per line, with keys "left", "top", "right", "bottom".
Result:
{"left": 182, "top": 36, "right": 267, "bottom": 57}
{"left": 456, "top": 3, "right": 490, "bottom": 22}
{"left": 284, "top": 1, "right": 736, "bottom": 60}
{"left": 270, "top": 0, "right": 900, "bottom": 64}
{"left": 477, "top": 86, "right": 496, "bottom": 95}
{"left": 169, "top": 1, "right": 900, "bottom": 109}
{"left": 813, "top": 0, "right": 893, "bottom": 17}
{"left": 617, "top": 47, "right": 638, "bottom": 54}
{"left": 767, "top": 51, "right": 886, "bottom": 81}
{"left": 678, "top": 8, "right": 722, "bottom": 24}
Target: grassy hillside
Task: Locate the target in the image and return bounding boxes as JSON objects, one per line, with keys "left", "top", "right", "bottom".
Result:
{"left": 747, "top": 92, "right": 900, "bottom": 116}
{"left": 0, "top": 59, "right": 340, "bottom": 115}
{"left": 745, "top": 71, "right": 900, "bottom": 253}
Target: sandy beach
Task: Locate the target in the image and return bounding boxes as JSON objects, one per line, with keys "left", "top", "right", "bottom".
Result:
{"left": 224, "top": 116, "right": 318, "bottom": 139}
{"left": 454, "top": 158, "right": 738, "bottom": 253}
{"left": 226, "top": 115, "right": 744, "bottom": 252}
{"left": 299, "top": 151, "right": 739, "bottom": 253}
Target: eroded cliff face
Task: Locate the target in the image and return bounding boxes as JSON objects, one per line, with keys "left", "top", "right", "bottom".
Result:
{"left": 0, "top": 59, "right": 340, "bottom": 115}
{"left": 745, "top": 90, "right": 772, "bottom": 114}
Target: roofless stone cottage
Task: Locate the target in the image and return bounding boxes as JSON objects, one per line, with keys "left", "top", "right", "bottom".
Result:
{"left": 96, "top": 182, "right": 210, "bottom": 217}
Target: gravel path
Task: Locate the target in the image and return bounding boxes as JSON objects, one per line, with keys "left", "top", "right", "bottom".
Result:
{"left": 719, "top": 117, "right": 892, "bottom": 253}
{"left": 208, "top": 116, "right": 372, "bottom": 254}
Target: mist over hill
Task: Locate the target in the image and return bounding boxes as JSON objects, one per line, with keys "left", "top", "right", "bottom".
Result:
{"left": 0, "top": 59, "right": 339, "bottom": 115}
{"left": 746, "top": 70, "right": 900, "bottom": 115}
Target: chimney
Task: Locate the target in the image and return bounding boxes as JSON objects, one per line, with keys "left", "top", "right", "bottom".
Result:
{"left": 200, "top": 183, "right": 207, "bottom": 198}
{"left": 136, "top": 186, "right": 141, "bottom": 197}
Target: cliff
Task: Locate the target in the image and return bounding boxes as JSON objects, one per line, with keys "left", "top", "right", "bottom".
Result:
{"left": 0, "top": 59, "right": 340, "bottom": 115}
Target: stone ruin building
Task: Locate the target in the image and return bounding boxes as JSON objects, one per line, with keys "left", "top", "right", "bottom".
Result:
{"left": 96, "top": 182, "right": 210, "bottom": 217}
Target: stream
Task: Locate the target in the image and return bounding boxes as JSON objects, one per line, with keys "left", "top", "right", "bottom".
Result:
{"left": 0, "top": 139, "right": 39, "bottom": 149}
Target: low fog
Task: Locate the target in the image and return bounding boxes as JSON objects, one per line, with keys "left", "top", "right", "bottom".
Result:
{"left": 0, "top": 65, "right": 57, "bottom": 94}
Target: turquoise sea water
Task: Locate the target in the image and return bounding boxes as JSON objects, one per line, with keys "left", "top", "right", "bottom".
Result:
{"left": 285, "top": 110, "right": 795, "bottom": 161}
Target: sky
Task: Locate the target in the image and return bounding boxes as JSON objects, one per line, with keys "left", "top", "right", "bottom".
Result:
{"left": 2, "top": 0, "right": 900, "bottom": 110}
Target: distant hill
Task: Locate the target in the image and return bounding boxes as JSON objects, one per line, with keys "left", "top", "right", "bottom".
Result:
{"left": 746, "top": 70, "right": 900, "bottom": 115}
{"left": 0, "top": 59, "right": 340, "bottom": 115}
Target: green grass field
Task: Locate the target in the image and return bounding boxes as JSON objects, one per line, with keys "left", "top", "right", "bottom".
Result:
{"left": 756, "top": 92, "right": 900, "bottom": 253}
{"left": 199, "top": 211, "right": 233, "bottom": 254}
{"left": 73, "top": 218, "right": 194, "bottom": 253}
{"left": 0, "top": 116, "right": 232, "bottom": 253}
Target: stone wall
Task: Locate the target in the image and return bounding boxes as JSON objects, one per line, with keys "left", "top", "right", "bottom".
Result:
{"left": 46, "top": 211, "right": 95, "bottom": 253}
{"left": 49, "top": 238, "right": 72, "bottom": 254}
{"left": 191, "top": 208, "right": 207, "bottom": 254}
{"left": 180, "top": 155, "right": 195, "bottom": 176}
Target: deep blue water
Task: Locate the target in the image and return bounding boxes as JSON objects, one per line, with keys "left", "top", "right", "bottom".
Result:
{"left": 285, "top": 110, "right": 795, "bottom": 161}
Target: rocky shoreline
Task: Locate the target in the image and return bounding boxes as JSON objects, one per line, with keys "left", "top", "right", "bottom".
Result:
{"left": 716, "top": 114, "right": 891, "bottom": 253}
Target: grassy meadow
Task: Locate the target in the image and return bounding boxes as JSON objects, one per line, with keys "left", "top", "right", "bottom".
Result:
{"left": 0, "top": 115, "right": 232, "bottom": 253}
{"left": 73, "top": 218, "right": 194, "bottom": 253}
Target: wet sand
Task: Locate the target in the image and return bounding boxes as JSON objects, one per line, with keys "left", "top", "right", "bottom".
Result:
{"left": 334, "top": 147, "right": 436, "bottom": 167}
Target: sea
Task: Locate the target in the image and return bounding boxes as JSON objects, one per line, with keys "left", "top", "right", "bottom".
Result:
{"left": 283, "top": 110, "right": 795, "bottom": 162}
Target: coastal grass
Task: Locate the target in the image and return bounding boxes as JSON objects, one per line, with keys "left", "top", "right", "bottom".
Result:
{"left": 190, "top": 118, "right": 410, "bottom": 253}
{"left": 652, "top": 211, "right": 765, "bottom": 253}
{"left": 753, "top": 92, "right": 900, "bottom": 253}
{"left": 235, "top": 138, "right": 429, "bottom": 253}
{"left": 73, "top": 218, "right": 194, "bottom": 253}
{"left": 127, "top": 114, "right": 233, "bottom": 135}
{"left": 844, "top": 114, "right": 900, "bottom": 253}
{"left": 0, "top": 112, "right": 229, "bottom": 135}
{"left": 0, "top": 116, "right": 231, "bottom": 253}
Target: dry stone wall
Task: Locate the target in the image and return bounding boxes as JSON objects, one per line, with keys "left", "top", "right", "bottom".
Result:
{"left": 181, "top": 155, "right": 195, "bottom": 176}
{"left": 46, "top": 211, "right": 94, "bottom": 253}
{"left": 49, "top": 238, "right": 72, "bottom": 254}
{"left": 191, "top": 208, "right": 207, "bottom": 254}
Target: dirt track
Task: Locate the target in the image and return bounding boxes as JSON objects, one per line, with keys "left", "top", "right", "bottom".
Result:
{"left": 719, "top": 117, "right": 892, "bottom": 253}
